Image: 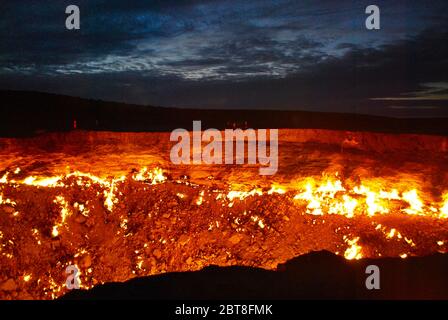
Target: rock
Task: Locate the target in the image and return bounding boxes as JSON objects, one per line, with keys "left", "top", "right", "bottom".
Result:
{"left": 3, "top": 206, "right": 15, "bottom": 214}
{"left": 229, "top": 234, "right": 243, "bottom": 245}
{"left": 1, "top": 279, "right": 17, "bottom": 291}
{"left": 86, "top": 219, "right": 95, "bottom": 227}
{"left": 153, "top": 249, "right": 162, "bottom": 259}
{"left": 51, "top": 240, "right": 61, "bottom": 249}
{"left": 178, "top": 234, "right": 190, "bottom": 246}
{"left": 81, "top": 255, "right": 92, "bottom": 268}
{"left": 167, "top": 200, "right": 178, "bottom": 208}
{"left": 18, "top": 291, "right": 33, "bottom": 300}
{"left": 75, "top": 215, "right": 86, "bottom": 224}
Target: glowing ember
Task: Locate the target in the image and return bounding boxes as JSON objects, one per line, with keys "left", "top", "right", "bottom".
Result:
{"left": 292, "top": 178, "right": 447, "bottom": 219}
{"left": 0, "top": 129, "right": 447, "bottom": 299}
{"left": 343, "top": 237, "right": 363, "bottom": 260}
{"left": 440, "top": 194, "right": 448, "bottom": 219}
{"left": 0, "top": 165, "right": 446, "bottom": 299}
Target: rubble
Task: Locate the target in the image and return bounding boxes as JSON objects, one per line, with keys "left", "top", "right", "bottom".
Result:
{"left": 0, "top": 130, "right": 447, "bottom": 299}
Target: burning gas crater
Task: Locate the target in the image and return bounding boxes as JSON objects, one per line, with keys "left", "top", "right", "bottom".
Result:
{"left": 0, "top": 166, "right": 447, "bottom": 299}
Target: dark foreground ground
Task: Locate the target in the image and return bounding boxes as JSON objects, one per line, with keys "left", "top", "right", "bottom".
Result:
{"left": 63, "top": 251, "right": 448, "bottom": 300}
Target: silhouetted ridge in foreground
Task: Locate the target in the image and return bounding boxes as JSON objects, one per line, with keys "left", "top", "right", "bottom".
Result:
{"left": 2, "top": 90, "right": 448, "bottom": 137}
{"left": 63, "top": 251, "right": 448, "bottom": 300}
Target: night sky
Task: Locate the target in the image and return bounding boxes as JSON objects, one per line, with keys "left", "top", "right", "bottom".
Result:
{"left": 0, "top": 0, "right": 447, "bottom": 117}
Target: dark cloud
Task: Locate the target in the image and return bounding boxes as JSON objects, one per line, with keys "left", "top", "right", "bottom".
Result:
{"left": 0, "top": 0, "right": 447, "bottom": 116}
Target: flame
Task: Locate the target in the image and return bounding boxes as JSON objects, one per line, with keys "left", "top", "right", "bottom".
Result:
{"left": 267, "top": 185, "right": 287, "bottom": 195}
{"left": 402, "top": 190, "right": 424, "bottom": 215}
{"left": 51, "top": 196, "right": 72, "bottom": 237}
{"left": 132, "top": 167, "right": 166, "bottom": 184}
{"left": 343, "top": 236, "right": 363, "bottom": 260}
{"left": 0, "top": 193, "right": 16, "bottom": 206}
{"left": 23, "top": 176, "right": 63, "bottom": 187}
{"left": 440, "top": 194, "right": 448, "bottom": 219}
{"left": 0, "top": 165, "right": 447, "bottom": 300}
{"left": 0, "top": 173, "right": 9, "bottom": 183}
{"left": 353, "top": 185, "right": 389, "bottom": 216}
{"left": 289, "top": 176, "right": 447, "bottom": 219}
{"left": 1, "top": 168, "right": 445, "bottom": 219}
{"left": 227, "top": 188, "right": 263, "bottom": 201}
{"left": 196, "top": 190, "right": 204, "bottom": 205}
{"left": 104, "top": 180, "right": 118, "bottom": 212}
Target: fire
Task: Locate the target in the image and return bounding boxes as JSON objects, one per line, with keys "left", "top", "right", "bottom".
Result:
{"left": 353, "top": 185, "right": 389, "bottom": 216}
{"left": 104, "top": 180, "right": 118, "bottom": 212}
{"left": 196, "top": 190, "right": 205, "bottom": 205}
{"left": 440, "top": 194, "right": 448, "bottom": 219}
{"left": 0, "top": 193, "right": 16, "bottom": 206}
{"left": 267, "top": 185, "right": 287, "bottom": 195}
{"left": 51, "top": 226, "right": 59, "bottom": 238}
{"left": 343, "top": 236, "right": 363, "bottom": 260}
{"left": 289, "top": 176, "right": 448, "bottom": 219}
{"left": 0, "top": 165, "right": 447, "bottom": 300}
{"left": 54, "top": 196, "right": 71, "bottom": 224}
{"left": 402, "top": 190, "right": 424, "bottom": 215}
{"left": 23, "top": 176, "right": 63, "bottom": 187}
{"left": 51, "top": 196, "right": 72, "bottom": 237}
{"left": 0, "top": 173, "right": 9, "bottom": 184}
{"left": 294, "top": 184, "right": 323, "bottom": 215}
{"left": 2, "top": 168, "right": 445, "bottom": 221}
{"left": 132, "top": 167, "right": 166, "bottom": 184}
{"left": 227, "top": 189, "right": 263, "bottom": 201}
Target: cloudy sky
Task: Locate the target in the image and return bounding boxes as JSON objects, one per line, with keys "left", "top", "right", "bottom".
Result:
{"left": 0, "top": 0, "right": 447, "bottom": 117}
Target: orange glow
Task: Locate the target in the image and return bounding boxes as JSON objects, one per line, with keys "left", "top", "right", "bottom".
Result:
{"left": 0, "top": 163, "right": 447, "bottom": 299}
